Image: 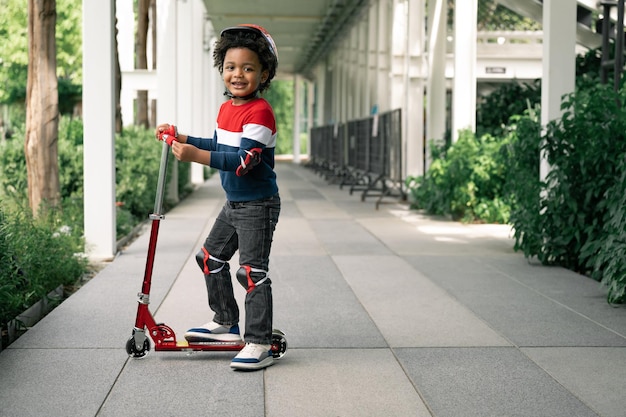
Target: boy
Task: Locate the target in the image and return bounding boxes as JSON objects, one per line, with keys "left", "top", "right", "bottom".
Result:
{"left": 155, "top": 24, "right": 280, "bottom": 371}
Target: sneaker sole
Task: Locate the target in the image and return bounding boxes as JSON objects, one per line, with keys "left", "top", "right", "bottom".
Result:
{"left": 230, "top": 357, "right": 274, "bottom": 371}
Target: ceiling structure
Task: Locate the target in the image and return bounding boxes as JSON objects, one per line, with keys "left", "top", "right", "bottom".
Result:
{"left": 496, "top": 0, "right": 603, "bottom": 49}
{"left": 202, "top": 0, "right": 611, "bottom": 79}
{"left": 202, "top": 0, "right": 369, "bottom": 78}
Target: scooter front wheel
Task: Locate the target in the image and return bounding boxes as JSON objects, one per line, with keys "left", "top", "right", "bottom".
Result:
{"left": 271, "top": 329, "right": 287, "bottom": 359}
{"left": 126, "top": 336, "right": 151, "bottom": 358}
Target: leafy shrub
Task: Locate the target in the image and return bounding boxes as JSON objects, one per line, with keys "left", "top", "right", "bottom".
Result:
{"left": 506, "top": 85, "right": 626, "bottom": 303}
{"left": 477, "top": 80, "right": 541, "bottom": 138}
{"left": 501, "top": 109, "right": 543, "bottom": 258}
{"left": 0, "top": 202, "right": 87, "bottom": 326}
{"left": 115, "top": 126, "right": 164, "bottom": 222}
{"left": 408, "top": 130, "right": 511, "bottom": 223}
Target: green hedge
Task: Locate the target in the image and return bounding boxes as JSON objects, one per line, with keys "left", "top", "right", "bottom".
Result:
{"left": 0, "top": 117, "right": 196, "bottom": 338}
{"left": 409, "top": 84, "right": 626, "bottom": 304}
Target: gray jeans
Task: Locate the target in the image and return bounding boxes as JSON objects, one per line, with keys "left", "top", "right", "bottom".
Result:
{"left": 199, "top": 194, "right": 280, "bottom": 345}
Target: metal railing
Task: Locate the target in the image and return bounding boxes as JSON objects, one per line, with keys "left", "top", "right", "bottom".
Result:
{"left": 308, "top": 108, "right": 405, "bottom": 209}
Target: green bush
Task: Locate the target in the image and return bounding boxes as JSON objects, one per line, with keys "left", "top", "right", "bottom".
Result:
{"left": 408, "top": 130, "right": 511, "bottom": 223}
{"left": 501, "top": 109, "right": 543, "bottom": 258}
{"left": 504, "top": 85, "right": 626, "bottom": 303}
{"left": 0, "top": 202, "right": 87, "bottom": 326}
{"left": 115, "top": 126, "right": 164, "bottom": 222}
{"left": 0, "top": 118, "right": 197, "bottom": 340}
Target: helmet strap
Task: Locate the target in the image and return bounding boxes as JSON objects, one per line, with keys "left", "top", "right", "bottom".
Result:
{"left": 223, "top": 88, "right": 259, "bottom": 100}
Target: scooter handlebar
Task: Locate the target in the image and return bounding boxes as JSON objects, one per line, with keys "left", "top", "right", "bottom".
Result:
{"left": 158, "top": 125, "right": 178, "bottom": 146}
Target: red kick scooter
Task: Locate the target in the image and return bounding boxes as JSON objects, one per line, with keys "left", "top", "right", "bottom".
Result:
{"left": 126, "top": 133, "right": 288, "bottom": 359}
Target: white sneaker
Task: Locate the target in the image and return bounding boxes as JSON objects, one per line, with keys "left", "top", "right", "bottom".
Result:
{"left": 184, "top": 321, "right": 242, "bottom": 342}
{"left": 230, "top": 343, "right": 274, "bottom": 370}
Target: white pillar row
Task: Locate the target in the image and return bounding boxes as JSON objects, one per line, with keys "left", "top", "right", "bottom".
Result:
{"left": 390, "top": 0, "right": 407, "bottom": 111}
{"left": 357, "top": 18, "right": 369, "bottom": 117}
{"left": 540, "top": 0, "right": 576, "bottom": 183}
{"left": 306, "top": 81, "right": 315, "bottom": 156}
{"left": 404, "top": 0, "right": 425, "bottom": 178}
{"left": 83, "top": 0, "right": 116, "bottom": 260}
{"left": 292, "top": 74, "right": 302, "bottom": 164}
{"left": 377, "top": 0, "right": 392, "bottom": 113}
{"left": 452, "top": 0, "right": 477, "bottom": 142}
{"left": 171, "top": 0, "right": 192, "bottom": 194}
{"left": 333, "top": 40, "right": 348, "bottom": 122}
{"left": 367, "top": 2, "right": 378, "bottom": 115}
{"left": 190, "top": 0, "right": 206, "bottom": 184}
{"left": 156, "top": 0, "right": 178, "bottom": 203}
{"left": 314, "top": 64, "right": 326, "bottom": 127}
{"left": 348, "top": 26, "right": 359, "bottom": 120}
{"left": 426, "top": 0, "right": 447, "bottom": 168}
{"left": 116, "top": 0, "right": 134, "bottom": 127}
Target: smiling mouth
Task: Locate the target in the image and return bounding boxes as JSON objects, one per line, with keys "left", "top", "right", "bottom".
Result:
{"left": 231, "top": 82, "right": 247, "bottom": 88}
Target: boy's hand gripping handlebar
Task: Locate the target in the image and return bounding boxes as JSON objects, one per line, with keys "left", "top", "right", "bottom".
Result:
{"left": 158, "top": 125, "right": 178, "bottom": 146}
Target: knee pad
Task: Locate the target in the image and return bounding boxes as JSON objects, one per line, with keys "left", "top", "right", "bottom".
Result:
{"left": 195, "top": 247, "right": 226, "bottom": 275}
{"left": 236, "top": 265, "right": 270, "bottom": 293}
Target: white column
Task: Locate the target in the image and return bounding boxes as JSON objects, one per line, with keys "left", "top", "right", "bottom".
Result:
{"left": 116, "top": 0, "right": 134, "bottom": 127}
{"left": 156, "top": 0, "right": 177, "bottom": 123}
{"left": 540, "top": 0, "right": 576, "bottom": 183}
{"left": 307, "top": 81, "right": 314, "bottom": 157}
{"left": 190, "top": 0, "right": 205, "bottom": 184}
{"left": 405, "top": 0, "right": 425, "bottom": 178}
{"left": 315, "top": 64, "right": 326, "bottom": 126}
{"left": 367, "top": 2, "right": 377, "bottom": 115}
{"left": 377, "top": 0, "right": 391, "bottom": 112}
{"left": 390, "top": 0, "right": 407, "bottom": 111}
{"left": 156, "top": 0, "right": 178, "bottom": 202}
{"left": 172, "top": 1, "right": 193, "bottom": 192}
{"left": 204, "top": 20, "right": 220, "bottom": 143}
{"left": 293, "top": 74, "right": 302, "bottom": 163}
{"left": 426, "top": 0, "right": 447, "bottom": 162}
{"left": 452, "top": 0, "right": 477, "bottom": 141}
{"left": 83, "top": 0, "right": 116, "bottom": 260}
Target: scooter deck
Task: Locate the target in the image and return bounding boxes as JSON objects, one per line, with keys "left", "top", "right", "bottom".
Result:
{"left": 155, "top": 340, "right": 245, "bottom": 352}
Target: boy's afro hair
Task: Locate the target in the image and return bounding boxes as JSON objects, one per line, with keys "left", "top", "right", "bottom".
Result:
{"left": 213, "top": 28, "right": 278, "bottom": 93}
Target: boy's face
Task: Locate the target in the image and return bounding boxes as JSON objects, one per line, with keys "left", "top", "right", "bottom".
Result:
{"left": 222, "top": 47, "right": 269, "bottom": 104}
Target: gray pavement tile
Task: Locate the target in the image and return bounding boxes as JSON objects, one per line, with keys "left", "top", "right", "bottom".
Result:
{"left": 395, "top": 347, "right": 600, "bottom": 417}
{"left": 476, "top": 256, "right": 626, "bottom": 338}
{"left": 334, "top": 254, "right": 510, "bottom": 347}
{"left": 294, "top": 199, "right": 351, "bottom": 219}
{"left": 0, "top": 348, "right": 123, "bottom": 417}
{"left": 405, "top": 255, "right": 626, "bottom": 347}
{"left": 99, "top": 354, "right": 264, "bottom": 417}
{"left": 275, "top": 200, "right": 301, "bottom": 218}
{"left": 289, "top": 188, "right": 325, "bottom": 200}
{"left": 270, "top": 255, "right": 387, "bottom": 348}
{"left": 310, "top": 219, "right": 392, "bottom": 255}
{"left": 523, "top": 347, "right": 626, "bottom": 417}
{"left": 265, "top": 348, "right": 431, "bottom": 417}
{"left": 358, "top": 215, "right": 516, "bottom": 256}
{"left": 272, "top": 217, "right": 327, "bottom": 256}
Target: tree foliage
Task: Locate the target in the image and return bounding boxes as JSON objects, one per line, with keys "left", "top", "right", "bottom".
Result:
{"left": 0, "top": 0, "right": 82, "bottom": 107}
{"left": 263, "top": 80, "right": 295, "bottom": 155}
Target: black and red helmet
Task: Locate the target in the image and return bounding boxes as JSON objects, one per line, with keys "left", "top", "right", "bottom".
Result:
{"left": 219, "top": 24, "right": 278, "bottom": 84}
{"left": 220, "top": 24, "right": 278, "bottom": 62}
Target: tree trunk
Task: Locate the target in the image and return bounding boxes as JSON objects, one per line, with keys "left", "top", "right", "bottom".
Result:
{"left": 115, "top": 2, "right": 123, "bottom": 133}
{"left": 136, "top": 0, "right": 150, "bottom": 128}
{"left": 25, "top": 0, "right": 60, "bottom": 216}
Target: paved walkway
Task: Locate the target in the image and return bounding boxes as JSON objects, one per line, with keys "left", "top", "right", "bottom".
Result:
{"left": 1, "top": 161, "right": 626, "bottom": 417}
